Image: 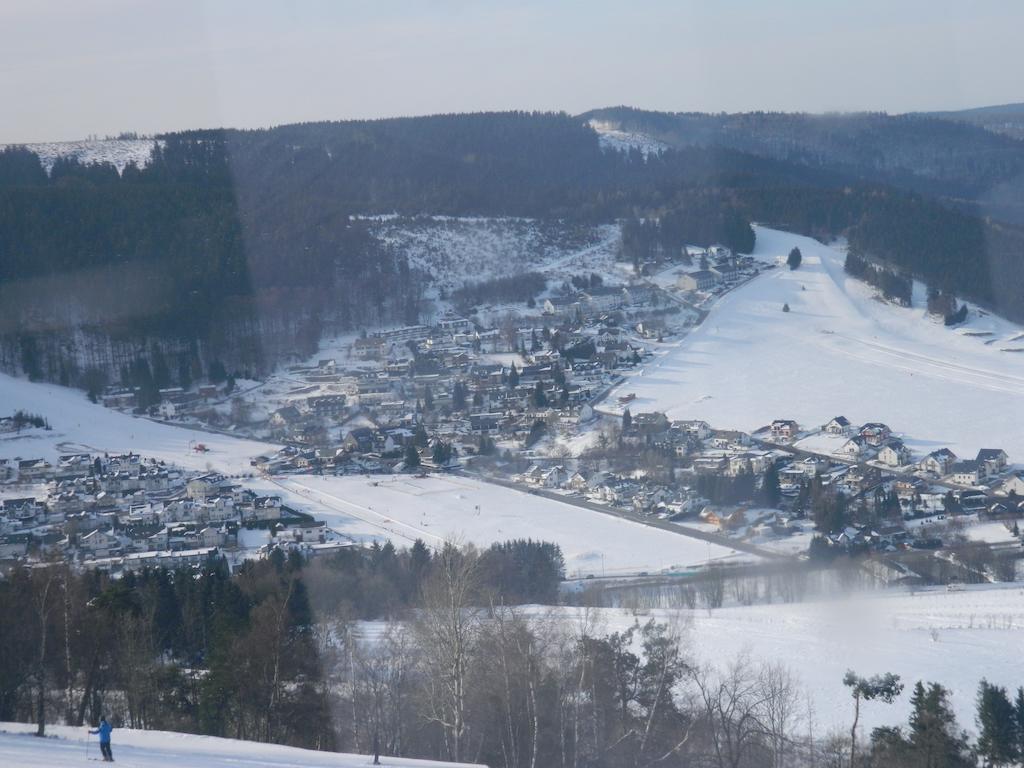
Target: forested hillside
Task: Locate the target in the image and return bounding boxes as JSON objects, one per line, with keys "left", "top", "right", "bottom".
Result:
{"left": 2, "top": 110, "right": 1024, "bottom": 390}
{"left": 583, "top": 106, "right": 1024, "bottom": 217}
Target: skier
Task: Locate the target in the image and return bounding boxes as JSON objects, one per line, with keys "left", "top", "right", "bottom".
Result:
{"left": 89, "top": 716, "right": 114, "bottom": 762}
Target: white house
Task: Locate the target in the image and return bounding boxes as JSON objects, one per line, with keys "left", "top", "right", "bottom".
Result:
{"left": 823, "top": 416, "right": 853, "bottom": 436}
{"left": 878, "top": 440, "right": 912, "bottom": 468}
{"left": 677, "top": 270, "right": 718, "bottom": 292}
{"left": 976, "top": 449, "right": 1009, "bottom": 478}
{"left": 836, "top": 435, "right": 867, "bottom": 460}
{"left": 80, "top": 529, "right": 122, "bottom": 558}
{"left": 996, "top": 472, "right": 1024, "bottom": 497}
{"left": 950, "top": 460, "right": 982, "bottom": 487}
{"left": 918, "top": 448, "right": 957, "bottom": 477}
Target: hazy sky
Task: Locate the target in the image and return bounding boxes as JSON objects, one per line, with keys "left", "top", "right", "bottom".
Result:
{"left": 2, "top": 0, "right": 1023, "bottom": 143}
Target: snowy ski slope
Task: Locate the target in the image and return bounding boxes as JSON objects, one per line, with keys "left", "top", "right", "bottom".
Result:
{"left": 0, "top": 723, "right": 482, "bottom": 767}
{"left": 611, "top": 226, "right": 1024, "bottom": 461}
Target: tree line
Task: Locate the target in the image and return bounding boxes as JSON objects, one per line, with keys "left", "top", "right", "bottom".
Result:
{"left": 3, "top": 539, "right": 1024, "bottom": 767}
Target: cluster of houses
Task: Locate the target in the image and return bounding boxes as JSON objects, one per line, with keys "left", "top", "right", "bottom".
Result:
{"left": 497, "top": 409, "right": 1023, "bottom": 555}
{"left": 767, "top": 416, "right": 1013, "bottom": 488}
{"left": 236, "top": 309, "right": 665, "bottom": 470}
{"left": 675, "top": 246, "right": 758, "bottom": 295}
{"left": 0, "top": 453, "right": 347, "bottom": 571}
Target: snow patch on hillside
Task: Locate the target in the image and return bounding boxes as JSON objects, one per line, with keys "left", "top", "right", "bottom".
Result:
{"left": 7, "top": 139, "right": 160, "bottom": 173}
{"left": 366, "top": 216, "right": 622, "bottom": 299}
{"left": 588, "top": 119, "right": 668, "bottom": 156}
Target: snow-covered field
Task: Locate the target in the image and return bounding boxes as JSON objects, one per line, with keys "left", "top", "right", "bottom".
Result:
{"left": 0, "top": 372, "right": 275, "bottom": 475}
{"left": 257, "top": 473, "right": 754, "bottom": 576}
{"left": 608, "top": 226, "right": 1024, "bottom": 462}
{"left": 538, "top": 582, "right": 1024, "bottom": 735}
{"left": 8, "top": 138, "right": 159, "bottom": 173}
{"left": 0, "top": 723, "right": 480, "bottom": 767}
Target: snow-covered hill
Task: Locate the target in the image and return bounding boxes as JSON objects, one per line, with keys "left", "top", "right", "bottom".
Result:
{"left": 0, "top": 722, "right": 481, "bottom": 767}
{"left": 609, "top": 225, "right": 1024, "bottom": 462}
{"left": 0, "top": 372, "right": 275, "bottom": 474}
{"left": 7, "top": 138, "right": 160, "bottom": 173}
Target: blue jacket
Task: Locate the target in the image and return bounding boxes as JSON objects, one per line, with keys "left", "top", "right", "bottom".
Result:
{"left": 90, "top": 721, "right": 113, "bottom": 743}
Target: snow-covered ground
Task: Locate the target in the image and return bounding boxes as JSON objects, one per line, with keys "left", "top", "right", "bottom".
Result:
{"left": 8, "top": 138, "right": 160, "bottom": 173}
{"left": 536, "top": 582, "right": 1024, "bottom": 735}
{"left": 254, "top": 473, "right": 755, "bottom": 577}
{"left": 0, "top": 722, "right": 481, "bottom": 767}
{"left": 606, "top": 225, "right": 1024, "bottom": 462}
{"left": 588, "top": 120, "right": 669, "bottom": 156}
{"left": 0, "top": 372, "right": 276, "bottom": 475}
{"left": 366, "top": 216, "right": 623, "bottom": 306}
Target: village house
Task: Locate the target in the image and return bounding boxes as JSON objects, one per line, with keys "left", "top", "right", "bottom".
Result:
{"left": 306, "top": 394, "right": 347, "bottom": 418}
{"left": 80, "top": 528, "right": 123, "bottom": 558}
{"left": 677, "top": 269, "right": 718, "bottom": 292}
{"left": 836, "top": 435, "right": 867, "bottom": 460}
{"left": 975, "top": 448, "right": 1009, "bottom": 478}
{"left": 997, "top": 472, "right": 1024, "bottom": 497}
{"left": 270, "top": 406, "right": 302, "bottom": 429}
{"left": 877, "top": 439, "right": 912, "bottom": 468}
{"left": 769, "top": 419, "right": 799, "bottom": 442}
{"left": 187, "top": 473, "right": 228, "bottom": 500}
{"left": 352, "top": 337, "right": 386, "bottom": 360}
{"left": 710, "top": 262, "right": 739, "bottom": 282}
{"left": 675, "top": 419, "right": 713, "bottom": 441}
{"left": 859, "top": 422, "right": 892, "bottom": 447}
{"left": 918, "top": 448, "right": 957, "bottom": 477}
{"left": 823, "top": 416, "right": 853, "bottom": 436}
{"left": 17, "top": 458, "right": 53, "bottom": 482}
{"left": 343, "top": 427, "right": 376, "bottom": 454}
{"left": 949, "top": 460, "right": 983, "bottom": 487}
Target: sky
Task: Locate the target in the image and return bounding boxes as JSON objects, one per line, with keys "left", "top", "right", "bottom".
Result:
{"left": 1, "top": 0, "right": 1022, "bottom": 143}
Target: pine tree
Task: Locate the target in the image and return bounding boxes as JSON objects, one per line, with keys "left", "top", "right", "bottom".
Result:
{"left": 532, "top": 381, "right": 548, "bottom": 408}
{"left": 977, "top": 679, "right": 1019, "bottom": 766}
{"left": 404, "top": 444, "right": 421, "bottom": 470}
{"left": 787, "top": 247, "right": 802, "bottom": 270}
{"left": 1013, "top": 687, "right": 1024, "bottom": 759}
{"left": 907, "top": 681, "right": 972, "bottom": 768}
{"left": 507, "top": 363, "right": 519, "bottom": 388}
{"left": 413, "top": 424, "right": 429, "bottom": 447}
{"left": 760, "top": 463, "right": 781, "bottom": 508}
{"left": 452, "top": 380, "right": 466, "bottom": 411}
{"left": 622, "top": 408, "right": 632, "bottom": 431}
